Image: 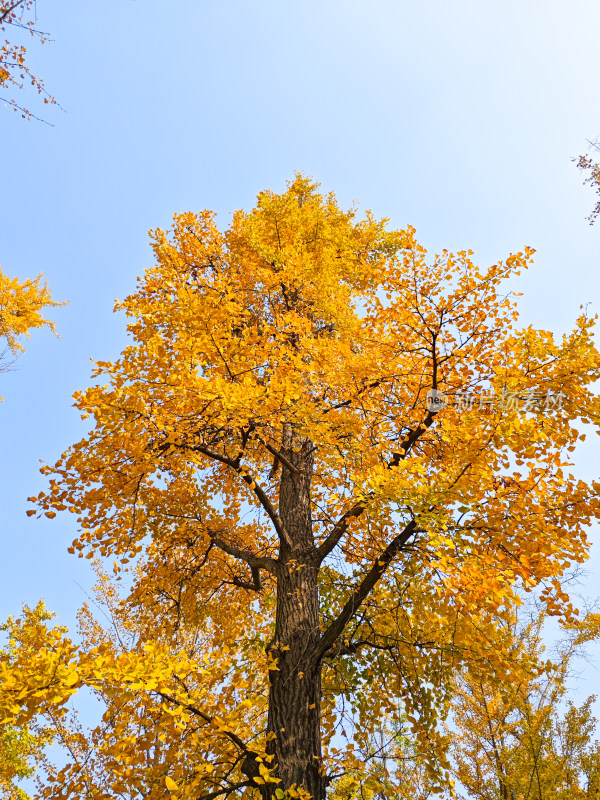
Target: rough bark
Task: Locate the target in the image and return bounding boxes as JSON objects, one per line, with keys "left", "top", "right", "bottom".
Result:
{"left": 261, "top": 432, "right": 326, "bottom": 800}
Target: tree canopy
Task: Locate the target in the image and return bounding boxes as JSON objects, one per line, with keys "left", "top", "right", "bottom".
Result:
{"left": 3, "top": 175, "right": 600, "bottom": 799}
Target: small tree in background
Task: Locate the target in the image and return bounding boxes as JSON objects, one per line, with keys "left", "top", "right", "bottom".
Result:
{"left": 0, "top": 607, "right": 54, "bottom": 800}
{"left": 451, "top": 605, "right": 600, "bottom": 800}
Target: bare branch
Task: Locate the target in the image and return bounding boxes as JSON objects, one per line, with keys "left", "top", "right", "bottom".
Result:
{"left": 195, "top": 783, "right": 252, "bottom": 800}
{"left": 317, "top": 409, "right": 435, "bottom": 562}
{"left": 321, "top": 378, "right": 385, "bottom": 414}
{"left": 157, "top": 691, "right": 250, "bottom": 754}
{"left": 313, "top": 519, "right": 417, "bottom": 664}
{"left": 208, "top": 531, "right": 277, "bottom": 576}
{"left": 158, "top": 691, "right": 265, "bottom": 791}
{"left": 157, "top": 511, "right": 278, "bottom": 574}
{"left": 316, "top": 502, "right": 364, "bottom": 562}
{"left": 323, "top": 639, "right": 396, "bottom": 659}
{"left": 388, "top": 411, "right": 436, "bottom": 468}
{"left": 232, "top": 565, "right": 263, "bottom": 592}
{"left": 256, "top": 435, "right": 300, "bottom": 476}
{"left": 191, "top": 443, "right": 292, "bottom": 547}
{"left": 0, "top": 1, "right": 27, "bottom": 25}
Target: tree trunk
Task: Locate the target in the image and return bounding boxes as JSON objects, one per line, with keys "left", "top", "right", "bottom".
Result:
{"left": 262, "top": 434, "right": 326, "bottom": 800}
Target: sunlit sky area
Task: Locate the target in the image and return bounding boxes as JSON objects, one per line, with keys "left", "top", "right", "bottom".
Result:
{"left": 1, "top": 0, "right": 599, "bottom": 708}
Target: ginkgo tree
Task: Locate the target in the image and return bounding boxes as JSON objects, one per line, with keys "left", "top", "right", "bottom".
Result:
{"left": 3, "top": 175, "right": 600, "bottom": 800}
{"left": 450, "top": 603, "right": 600, "bottom": 800}
{"left": 0, "top": 607, "right": 54, "bottom": 800}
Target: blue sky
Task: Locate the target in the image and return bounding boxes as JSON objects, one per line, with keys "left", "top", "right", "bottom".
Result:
{"left": 1, "top": 0, "right": 599, "bottom": 705}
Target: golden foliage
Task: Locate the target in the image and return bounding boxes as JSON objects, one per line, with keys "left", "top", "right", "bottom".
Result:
{"left": 450, "top": 605, "right": 600, "bottom": 800}
{"left": 0, "top": 268, "right": 61, "bottom": 356}
{"left": 4, "top": 175, "right": 600, "bottom": 798}
{"left": 0, "top": 265, "right": 63, "bottom": 399}
{"left": 0, "top": 606, "right": 54, "bottom": 800}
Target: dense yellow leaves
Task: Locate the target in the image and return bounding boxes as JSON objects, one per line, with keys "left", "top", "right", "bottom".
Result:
{"left": 0, "top": 606, "right": 55, "bottom": 800}
{"left": 0, "top": 266, "right": 63, "bottom": 400}
{"left": 11, "top": 175, "right": 600, "bottom": 797}
{"left": 0, "top": 267, "right": 62, "bottom": 353}
{"left": 1, "top": 574, "right": 272, "bottom": 799}
{"left": 450, "top": 606, "right": 600, "bottom": 800}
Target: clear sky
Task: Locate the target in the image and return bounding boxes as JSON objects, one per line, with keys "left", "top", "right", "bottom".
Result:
{"left": 1, "top": 0, "right": 599, "bottom": 706}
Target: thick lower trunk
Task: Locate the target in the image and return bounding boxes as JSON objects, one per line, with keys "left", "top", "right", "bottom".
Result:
{"left": 264, "top": 562, "right": 324, "bottom": 799}
{"left": 261, "top": 435, "right": 327, "bottom": 800}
